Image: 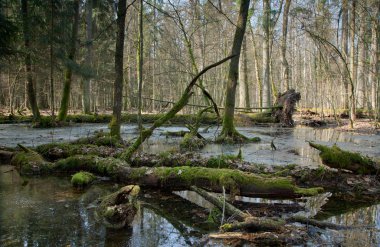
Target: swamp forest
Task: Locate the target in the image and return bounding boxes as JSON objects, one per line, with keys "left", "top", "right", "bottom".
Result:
{"left": 0, "top": 0, "right": 379, "bottom": 246}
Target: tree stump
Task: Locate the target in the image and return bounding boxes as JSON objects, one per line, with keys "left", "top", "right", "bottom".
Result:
{"left": 272, "top": 89, "right": 301, "bottom": 127}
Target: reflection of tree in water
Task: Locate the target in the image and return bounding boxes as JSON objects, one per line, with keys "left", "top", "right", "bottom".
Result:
{"left": 129, "top": 208, "right": 194, "bottom": 247}
{"left": 322, "top": 204, "right": 380, "bottom": 246}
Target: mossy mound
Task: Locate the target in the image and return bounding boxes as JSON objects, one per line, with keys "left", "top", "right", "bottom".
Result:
{"left": 71, "top": 171, "right": 96, "bottom": 188}
{"left": 180, "top": 133, "right": 206, "bottom": 151}
{"left": 309, "top": 142, "right": 378, "bottom": 175}
{"left": 74, "top": 130, "right": 124, "bottom": 147}
{"left": 95, "top": 185, "right": 140, "bottom": 229}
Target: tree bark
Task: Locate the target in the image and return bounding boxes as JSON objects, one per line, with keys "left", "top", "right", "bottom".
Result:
{"left": 82, "top": 0, "right": 93, "bottom": 114}
{"left": 57, "top": 0, "right": 80, "bottom": 121}
{"left": 281, "top": 0, "right": 291, "bottom": 90}
{"left": 341, "top": 0, "right": 349, "bottom": 110}
{"left": 262, "top": 0, "right": 271, "bottom": 108}
{"left": 238, "top": 37, "right": 250, "bottom": 108}
{"left": 21, "top": 0, "right": 41, "bottom": 122}
{"left": 220, "top": 0, "right": 250, "bottom": 139}
{"left": 349, "top": 0, "right": 357, "bottom": 125}
{"left": 369, "top": 1, "right": 379, "bottom": 113}
{"left": 110, "top": 0, "right": 127, "bottom": 138}
{"left": 356, "top": 0, "right": 367, "bottom": 109}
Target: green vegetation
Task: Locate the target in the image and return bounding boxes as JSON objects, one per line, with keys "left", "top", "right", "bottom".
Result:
{"left": 179, "top": 133, "right": 206, "bottom": 150}
{"left": 309, "top": 142, "right": 378, "bottom": 174}
{"left": 71, "top": 171, "right": 96, "bottom": 188}
{"left": 11, "top": 149, "right": 54, "bottom": 175}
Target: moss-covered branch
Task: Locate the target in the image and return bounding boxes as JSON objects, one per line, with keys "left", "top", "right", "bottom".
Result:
{"left": 309, "top": 142, "right": 379, "bottom": 174}
{"left": 120, "top": 55, "right": 236, "bottom": 161}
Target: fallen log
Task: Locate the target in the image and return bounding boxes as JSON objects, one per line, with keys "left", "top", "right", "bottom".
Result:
{"left": 309, "top": 142, "right": 379, "bottom": 175}
{"left": 11, "top": 151, "right": 322, "bottom": 198}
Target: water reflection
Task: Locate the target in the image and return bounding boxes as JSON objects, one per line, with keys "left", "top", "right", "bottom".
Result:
{"left": 0, "top": 166, "right": 201, "bottom": 247}
{"left": 1, "top": 124, "right": 378, "bottom": 168}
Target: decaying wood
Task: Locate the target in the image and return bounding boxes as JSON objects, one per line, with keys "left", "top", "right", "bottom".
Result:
{"left": 191, "top": 185, "right": 249, "bottom": 221}
{"left": 272, "top": 89, "right": 300, "bottom": 126}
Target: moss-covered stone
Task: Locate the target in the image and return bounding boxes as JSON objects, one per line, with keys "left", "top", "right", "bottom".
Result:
{"left": 71, "top": 171, "right": 96, "bottom": 188}
{"left": 95, "top": 185, "right": 140, "bottom": 229}
{"left": 309, "top": 142, "right": 378, "bottom": 175}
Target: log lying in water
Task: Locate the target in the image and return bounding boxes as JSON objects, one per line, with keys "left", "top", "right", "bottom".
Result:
{"left": 95, "top": 185, "right": 140, "bottom": 229}
{"left": 309, "top": 142, "right": 379, "bottom": 175}
{"left": 10, "top": 151, "right": 322, "bottom": 199}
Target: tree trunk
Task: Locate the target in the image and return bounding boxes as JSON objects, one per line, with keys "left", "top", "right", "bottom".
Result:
{"left": 21, "top": 0, "right": 40, "bottom": 122}
{"left": 341, "top": 0, "right": 349, "bottom": 110}
{"left": 82, "top": 0, "right": 93, "bottom": 114}
{"left": 57, "top": 0, "right": 80, "bottom": 121}
{"left": 238, "top": 37, "right": 250, "bottom": 108}
{"left": 249, "top": 26, "right": 262, "bottom": 110}
{"left": 262, "top": 0, "right": 271, "bottom": 108}
{"left": 220, "top": 0, "right": 250, "bottom": 139}
{"left": 369, "top": 1, "right": 379, "bottom": 113}
{"left": 356, "top": 0, "right": 367, "bottom": 109}
{"left": 137, "top": 0, "right": 143, "bottom": 135}
{"left": 281, "top": 0, "right": 291, "bottom": 90}
{"left": 349, "top": 0, "right": 357, "bottom": 125}
{"left": 110, "top": 0, "right": 127, "bottom": 138}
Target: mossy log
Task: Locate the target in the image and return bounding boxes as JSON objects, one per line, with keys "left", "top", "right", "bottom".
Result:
{"left": 36, "top": 143, "right": 123, "bottom": 161}
{"left": 95, "top": 185, "right": 140, "bottom": 229}
{"left": 309, "top": 142, "right": 379, "bottom": 175}
{"left": 11, "top": 152, "right": 322, "bottom": 198}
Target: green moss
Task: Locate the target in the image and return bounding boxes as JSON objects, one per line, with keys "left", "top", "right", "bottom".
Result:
{"left": 220, "top": 223, "right": 233, "bottom": 231}
{"left": 150, "top": 166, "right": 322, "bottom": 197}
{"left": 245, "top": 112, "right": 277, "bottom": 123}
{"left": 36, "top": 143, "right": 103, "bottom": 161}
{"left": 55, "top": 155, "right": 129, "bottom": 175}
{"left": 71, "top": 171, "right": 96, "bottom": 188}
{"left": 294, "top": 187, "right": 324, "bottom": 196}
{"left": 207, "top": 207, "right": 222, "bottom": 224}
{"left": 179, "top": 133, "right": 206, "bottom": 150}
{"left": 11, "top": 150, "right": 54, "bottom": 175}
{"left": 310, "top": 142, "right": 377, "bottom": 174}
{"left": 74, "top": 130, "right": 124, "bottom": 147}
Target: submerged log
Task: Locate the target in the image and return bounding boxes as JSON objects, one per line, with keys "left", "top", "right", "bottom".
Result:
{"left": 309, "top": 142, "right": 379, "bottom": 175}
{"left": 95, "top": 185, "right": 140, "bottom": 229}
{"left": 272, "top": 89, "right": 301, "bottom": 127}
